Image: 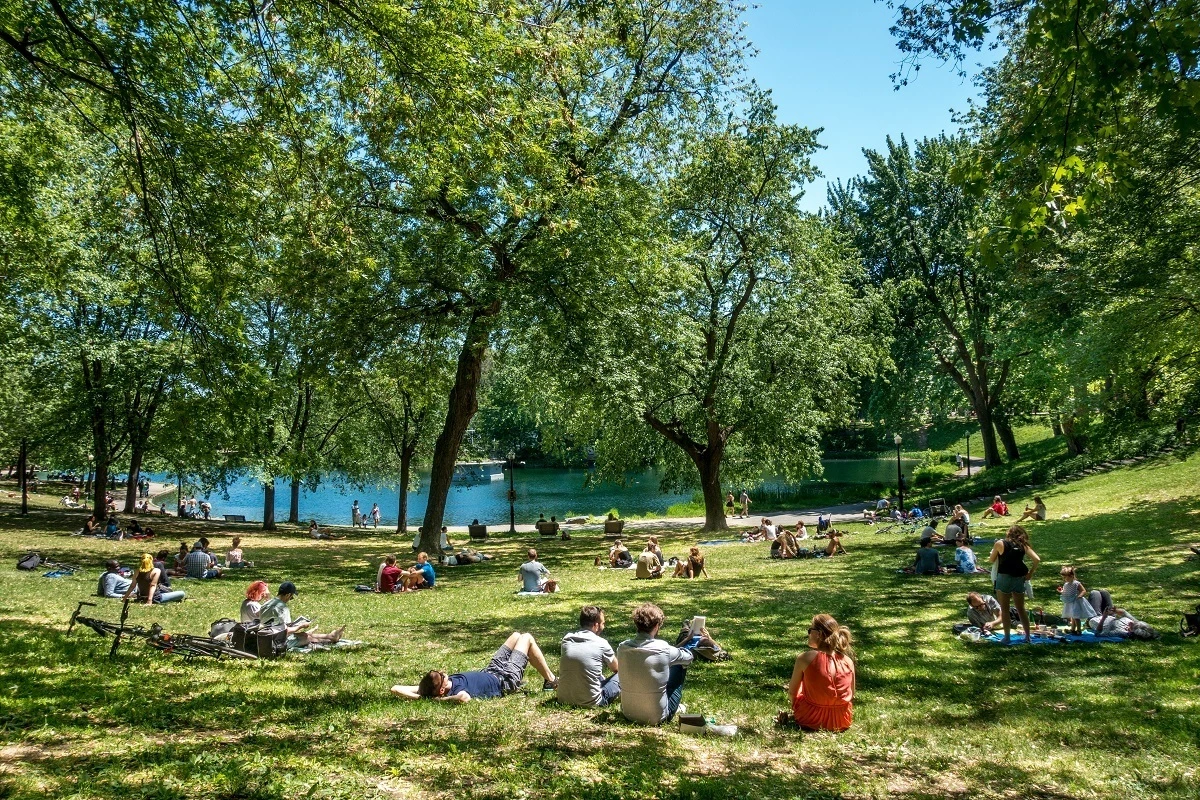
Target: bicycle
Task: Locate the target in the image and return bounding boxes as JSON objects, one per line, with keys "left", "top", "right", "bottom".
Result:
{"left": 68, "top": 600, "right": 257, "bottom": 661}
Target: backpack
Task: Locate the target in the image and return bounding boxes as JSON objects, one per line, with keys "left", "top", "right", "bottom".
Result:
{"left": 17, "top": 552, "right": 42, "bottom": 571}
{"left": 255, "top": 624, "right": 288, "bottom": 659}
{"left": 231, "top": 622, "right": 260, "bottom": 654}
{"left": 209, "top": 618, "right": 238, "bottom": 639}
{"left": 1181, "top": 605, "right": 1200, "bottom": 638}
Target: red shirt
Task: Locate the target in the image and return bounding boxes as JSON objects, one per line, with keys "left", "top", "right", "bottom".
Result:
{"left": 379, "top": 565, "right": 402, "bottom": 593}
{"left": 992, "top": 501, "right": 1008, "bottom": 515}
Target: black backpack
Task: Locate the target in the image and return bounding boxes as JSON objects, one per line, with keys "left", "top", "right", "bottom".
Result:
{"left": 232, "top": 622, "right": 259, "bottom": 654}
{"left": 255, "top": 624, "right": 288, "bottom": 659}
{"left": 209, "top": 618, "right": 238, "bottom": 639}
{"left": 1181, "top": 605, "right": 1200, "bottom": 638}
{"left": 17, "top": 552, "right": 42, "bottom": 571}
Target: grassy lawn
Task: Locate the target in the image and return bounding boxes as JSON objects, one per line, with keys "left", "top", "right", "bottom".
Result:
{"left": 1, "top": 451, "right": 1199, "bottom": 800}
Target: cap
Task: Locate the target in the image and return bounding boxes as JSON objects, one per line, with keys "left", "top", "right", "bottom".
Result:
{"left": 278, "top": 581, "right": 298, "bottom": 596}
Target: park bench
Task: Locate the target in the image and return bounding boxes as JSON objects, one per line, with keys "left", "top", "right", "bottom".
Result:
{"left": 536, "top": 520, "right": 560, "bottom": 538}
{"left": 223, "top": 514, "right": 248, "bottom": 523}
{"left": 468, "top": 523, "right": 488, "bottom": 541}
{"left": 603, "top": 518, "right": 625, "bottom": 538}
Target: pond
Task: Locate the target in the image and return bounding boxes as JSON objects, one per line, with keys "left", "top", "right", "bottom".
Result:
{"left": 149, "top": 457, "right": 918, "bottom": 526}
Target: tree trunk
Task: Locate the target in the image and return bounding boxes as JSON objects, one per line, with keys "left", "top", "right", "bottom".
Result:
{"left": 691, "top": 448, "right": 728, "bottom": 533}
{"left": 1062, "top": 414, "right": 1087, "bottom": 456}
{"left": 177, "top": 474, "right": 184, "bottom": 516}
{"left": 1051, "top": 414, "right": 1064, "bottom": 437}
{"left": 973, "top": 401, "right": 1004, "bottom": 467}
{"left": 263, "top": 479, "right": 276, "bottom": 530}
{"left": 397, "top": 445, "right": 414, "bottom": 535}
{"left": 289, "top": 478, "right": 301, "bottom": 524}
{"left": 18, "top": 439, "right": 28, "bottom": 515}
{"left": 420, "top": 313, "right": 494, "bottom": 553}
{"left": 124, "top": 449, "right": 144, "bottom": 513}
{"left": 993, "top": 412, "right": 1021, "bottom": 461}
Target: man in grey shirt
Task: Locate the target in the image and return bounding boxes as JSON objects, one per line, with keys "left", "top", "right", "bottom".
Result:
{"left": 966, "top": 592, "right": 1004, "bottom": 631}
{"left": 96, "top": 560, "right": 132, "bottom": 598}
{"left": 617, "top": 603, "right": 693, "bottom": 725}
{"left": 518, "top": 548, "right": 557, "bottom": 593}
{"left": 557, "top": 605, "right": 620, "bottom": 707}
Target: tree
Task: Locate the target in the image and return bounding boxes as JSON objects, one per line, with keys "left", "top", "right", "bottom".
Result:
{"left": 830, "top": 134, "right": 1025, "bottom": 466}
{"left": 533, "top": 97, "right": 880, "bottom": 531}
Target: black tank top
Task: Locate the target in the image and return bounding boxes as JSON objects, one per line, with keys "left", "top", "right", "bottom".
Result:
{"left": 998, "top": 540, "right": 1027, "bottom": 577}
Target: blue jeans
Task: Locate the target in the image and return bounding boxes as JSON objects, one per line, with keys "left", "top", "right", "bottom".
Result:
{"left": 597, "top": 674, "right": 621, "bottom": 707}
{"left": 664, "top": 664, "right": 687, "bottom": 722}
{"left": 155, "top": 590, "right": 186, "bottom": 603}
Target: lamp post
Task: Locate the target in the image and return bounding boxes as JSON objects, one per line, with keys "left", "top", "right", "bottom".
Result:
{"left": 965, "top": 430, "right": 972, "bottom": 477}
{"left": 506, "top": 450, "right": 517, "bottom": 534}
{"left": 894, "top": 434, "right": 904, "bottom": 514}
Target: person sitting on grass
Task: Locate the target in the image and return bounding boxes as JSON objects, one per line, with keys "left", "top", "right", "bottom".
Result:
{"left": 258, "top": 581, "right": 345, "bottom": 647}
{"left": 966, "top": 592, "right": 1006, "bottom": 633}
{"left": 123, "top": 552, "right": 186, "bottom": 605}
{"left": 824, "top": 532, "right": 846, "bottom": 557}
{"left": 309, "top": 519, "right": 346, "bottom": 540}
{"left": 171, "top": 542, "right": 189, "bottom": 576}
{"left": 954, "top": 537, "right": 979, "bottom": 573}
{"left": 635, "top": 545, "right": 663, "bottom": 579}
{"left": 225, "top": 536, "right": 252, "bottom": 568}
{"left": 673, "top": 546, "right": 709, "bottom": 578}
{"left": 390, "top": 631, "right": 559, "bottom": 702}
{"left": 645, "top": 536, "right": 664, "bottom": 564}
{"left": 920, "top": 518, "right": 942, "bottom": 543}
{"left": 779, "top": 613, "right": 856, "bottom": 732}
{"left": 241, "top": 580, "right": 271, "bottom": 623}
{"left": 97, "top": 559, "right": 132, "bottom": 598}
{"left": 519, "top": 548, "right": 558, "bottom": 593}
{"left": 184, "top": 541, "right": 223, "bottom": 579}
{"left": 912, "top": 537, "right": 942, "bottom": 575}
{"left": 558, "top": 605, "right": 620, "bottom": 708}
{"left": 376, "top": 555, "right": 402, "bottom": 593}
{"left": 400, "top": 552, "right": 436, "bottom": 591}
{"left": 980, "top": 495, "right": 1009, "bottom": 520}
{"left": 617, "top": 603, "right": 694, "bottom": 726}
{"left": 1016, "top": 496, "right": 1048, "bottom": 523}
{"left": 606, "top": 540, "right": 633, "bottom": 569}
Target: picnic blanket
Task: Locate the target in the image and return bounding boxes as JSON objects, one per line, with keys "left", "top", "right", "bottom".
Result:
{"left": 698, "top": 539, "right": 748, "bottom": 546}
{"left": 897, "top": 568, "right": 988, "bottom": 576}
{"left": 43, "top": 569, "right": 76, "bottom": 578}
{"left": 515, "top": 590, "right": 554, "bottom": 597}
{"left": 288, "top": 639, "right": 365, "bottom": 654}
{"left": 976, "top": 630, "right": 1129, "bottom": 645}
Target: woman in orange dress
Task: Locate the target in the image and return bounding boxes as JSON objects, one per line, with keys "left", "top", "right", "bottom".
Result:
{"left": 785, "top": 613, "right": 856, "bottom": 731}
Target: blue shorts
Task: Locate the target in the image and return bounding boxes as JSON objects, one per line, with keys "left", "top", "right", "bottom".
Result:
{"left": 994, "top": 573, "right": 1027, "bottom": 594}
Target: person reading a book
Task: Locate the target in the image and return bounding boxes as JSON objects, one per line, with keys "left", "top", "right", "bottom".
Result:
{"left": 390, "top": 632, "right": 559, "bottom": 702}
{"left": 617, "top": 603, "right": 694, "bottom": 726}
{"left": 258, "top": 581, "right": 345, "bottom": 647}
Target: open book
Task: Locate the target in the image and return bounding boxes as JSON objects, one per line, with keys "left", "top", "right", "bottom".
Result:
{"left": 689, "top": 616, "right": 706, "bottom": 636}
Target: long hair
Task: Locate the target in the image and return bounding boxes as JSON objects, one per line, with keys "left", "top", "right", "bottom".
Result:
{"left": 246, "top": 581, "right": 270, "bottom": 602}
{"left": 811, "top": 613, "right": 855, "bottom": 662}
{"left": 1006, "top": 525, "right": 1030, "bottom": 547}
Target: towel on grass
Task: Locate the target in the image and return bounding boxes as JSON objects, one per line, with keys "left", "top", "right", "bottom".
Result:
{"left": 516, "top": 590, "right": 554, "bottom": 597}
{"left": 980, "top": 630, "right": 1129, "bottom": 645}
{"left": 43, "top": 569, "right": 75, "bottom": 578}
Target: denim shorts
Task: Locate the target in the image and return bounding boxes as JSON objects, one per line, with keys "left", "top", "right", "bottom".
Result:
{"left": 994, "top": 573, "right": 1027, "bottom": 594}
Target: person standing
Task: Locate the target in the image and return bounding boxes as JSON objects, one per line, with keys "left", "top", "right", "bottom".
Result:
{"left": 617, "top": 603, "right": 693, "bottom": 725}
{"left": 783, "top": 614, "right": 856, "bottom": 731}
{"left": 988, "top": 525, "right": 1041, "bottom": 644}
{"left": 351, "top": 500, "right": 361, "bottom": 528}
{"left": 558, "top": 605, "right": 620, "bottom": 708}
{"left": 739, "top": 489, "right": 751, "bottom": 519}
{"left": 370, "top": 502, "right": 381, "bottom": 528}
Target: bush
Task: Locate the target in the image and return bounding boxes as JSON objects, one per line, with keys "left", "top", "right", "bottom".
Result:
{"left": 912, "top": 462, "right": 956, "bottom": 487}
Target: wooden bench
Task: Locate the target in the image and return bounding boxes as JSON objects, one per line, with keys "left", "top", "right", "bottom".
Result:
{"left": 536, "top": 521, "right": 560, "bottom": 538}
{"left": 603, "top": 519, "right": 625, "bottom": 538}
{"left": 468, "top": 523, "right": 488, "bottom": 541}
{"left": 223, "top": 514, "right": 248, "bottom": 523}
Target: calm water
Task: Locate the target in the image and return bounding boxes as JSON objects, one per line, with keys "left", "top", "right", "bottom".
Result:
{"left": 151, "top": 458, "right": 916, "bottom": 526}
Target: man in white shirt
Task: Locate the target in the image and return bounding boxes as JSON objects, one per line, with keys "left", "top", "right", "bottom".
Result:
{"left": 557, "top": 605, "right": 620, "bottom": 707}
{"left": 617, "top": 603, "right": 693, "bottom": 725}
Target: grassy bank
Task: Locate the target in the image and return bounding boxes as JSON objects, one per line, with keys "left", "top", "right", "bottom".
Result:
{"left": 1, "top": 451, "right": 1198, "bottom": 799}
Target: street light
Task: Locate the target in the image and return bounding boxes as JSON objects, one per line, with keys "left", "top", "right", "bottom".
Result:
{"left": 965, "top": 430, "right": 972, "bottom": 478}
{"left": 894, "top": 434, "right": 904, "bottom": 515}
{"left": 506, "top": 450, "right": 517, "bottom": 534}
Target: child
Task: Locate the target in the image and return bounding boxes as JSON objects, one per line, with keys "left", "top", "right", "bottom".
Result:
{"left": 1060, "top": 565, "right": 1092, "bottom": 634}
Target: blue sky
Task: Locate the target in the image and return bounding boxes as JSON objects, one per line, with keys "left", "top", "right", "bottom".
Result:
{"left": 742, "top": 1, "right": 1001, "bottom": 211}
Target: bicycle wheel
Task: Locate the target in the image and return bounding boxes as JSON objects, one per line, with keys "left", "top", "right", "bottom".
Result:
{"left": 172, "top": 634, "right": 258, "bottom": 660}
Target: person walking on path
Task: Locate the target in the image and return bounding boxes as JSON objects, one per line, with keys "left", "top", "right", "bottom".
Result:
{"left": 739, "top": 489, "right": 751, "bottom": 519}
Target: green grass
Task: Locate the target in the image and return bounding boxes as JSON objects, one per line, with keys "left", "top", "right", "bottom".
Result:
{"left": 2, "top": 451, "right": 1199, "bottom": 799}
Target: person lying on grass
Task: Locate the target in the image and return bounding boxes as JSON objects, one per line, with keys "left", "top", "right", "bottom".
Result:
{"left": 309, "top": 519, "right": 346, "bottom": 540}
{"left": 391, "top": 632, "right": 559, "bottom": 703}
{"left": 1034, "top": 592, "right": 1159, "bottom": 640}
